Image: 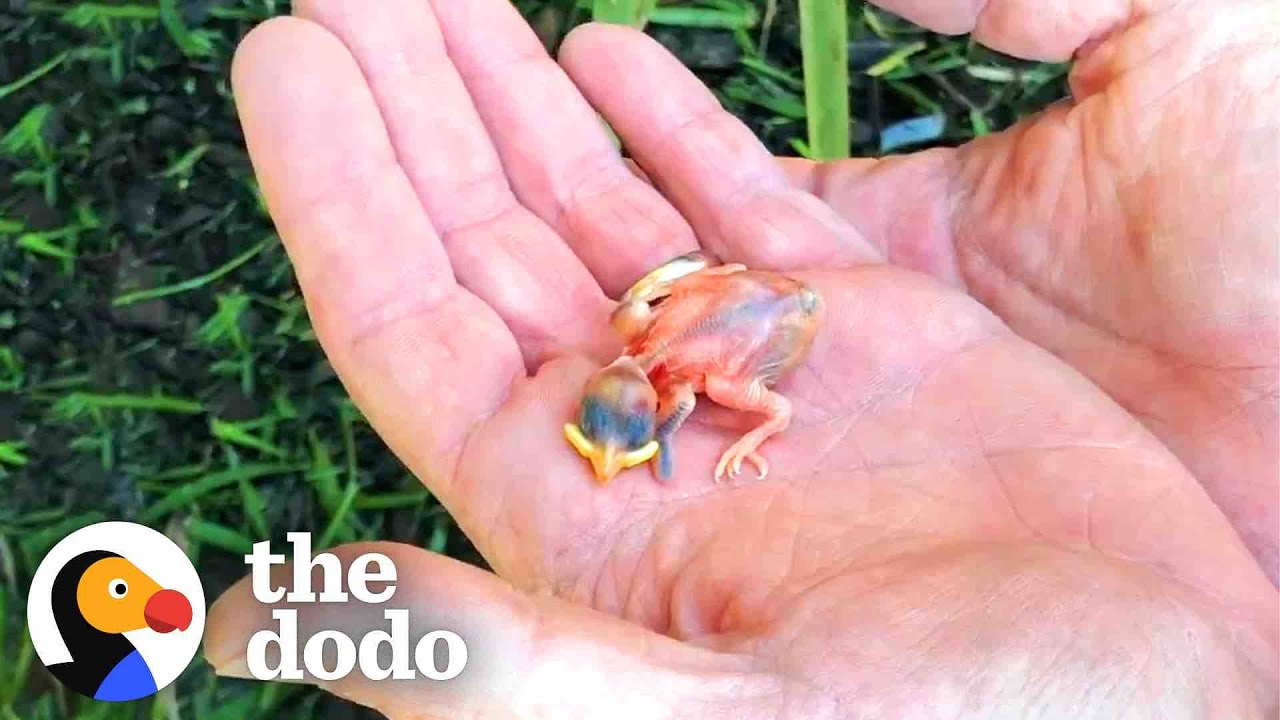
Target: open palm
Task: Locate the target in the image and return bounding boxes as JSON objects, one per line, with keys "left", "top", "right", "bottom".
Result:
{"left": 206, "top": 0, "right": 1279, "bottom": 716}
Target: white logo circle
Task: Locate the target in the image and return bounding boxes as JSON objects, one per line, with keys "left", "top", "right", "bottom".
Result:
{"left": 27, "top": 521, "right": 206, "bottom": 702}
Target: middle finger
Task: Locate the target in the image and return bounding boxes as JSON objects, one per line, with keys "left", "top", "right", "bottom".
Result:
{"left": 427, "top": 0, "right": 701, "bottom": 297}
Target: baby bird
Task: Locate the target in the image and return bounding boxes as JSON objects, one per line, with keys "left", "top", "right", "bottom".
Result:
{"left": 566, "top": 252, "right": 822, "bottom": 484}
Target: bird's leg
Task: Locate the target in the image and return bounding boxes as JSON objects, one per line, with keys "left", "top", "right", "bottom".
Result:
{"left": 652, "top": 382, "right": 696, "bottom": 481}
{"left": 704, "top": 375, "right": 791, "bottom": 482}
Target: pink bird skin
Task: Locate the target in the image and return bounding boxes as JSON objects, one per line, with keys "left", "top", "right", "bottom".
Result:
{"left": 565, "top": 252, "right": 823, "bottom": 484}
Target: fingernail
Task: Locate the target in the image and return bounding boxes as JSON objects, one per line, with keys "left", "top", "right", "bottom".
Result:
{"left": 209, "top": 655, "right": 314, "bottom": 685}
{"left": 210, "top": 655, "right": 253, "bottom": 680}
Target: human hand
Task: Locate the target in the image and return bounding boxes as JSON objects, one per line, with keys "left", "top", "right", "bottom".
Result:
{"left": 561, "top": 0, "right": 1280, "bottom": 584}
{"left": 205, "top": 1, "right": 1279, "bottom": 716}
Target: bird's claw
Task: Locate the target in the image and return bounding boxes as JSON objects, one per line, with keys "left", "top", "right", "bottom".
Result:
{"left": 715, "top": 442, "right": 768, "bottom": 483}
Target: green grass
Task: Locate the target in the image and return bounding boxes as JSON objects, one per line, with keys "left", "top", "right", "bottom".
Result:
{"left": 593, "top": 0, "right": 659, "bottom": 26}
{"left": 798, "top": 0, "right": 850, "bottom": 159}
{"left": 0, "top": 1, "right": 1067, "bottom": 717}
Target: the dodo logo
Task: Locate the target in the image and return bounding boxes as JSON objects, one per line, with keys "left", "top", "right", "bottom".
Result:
{"left": 26, "top": 522, "right": 205, "bottom": 702}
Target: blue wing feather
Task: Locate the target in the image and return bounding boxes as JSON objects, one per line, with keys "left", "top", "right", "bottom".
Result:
{"left": 94, "top": 650, "right": 158, "bottom": 702}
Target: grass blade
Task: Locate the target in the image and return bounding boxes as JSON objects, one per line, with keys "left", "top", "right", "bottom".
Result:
{"left": 648, "top": 5, "right": 756, "bottom": 29}
{"left": 306, "top": 429, "right": 343, "bottom": 515}
{"left": 798, "top": 0, "right": 850, "bottom": 160}
{"left": 211, "top": 418, "right": 287, "bottom": 458}
{"left": 354, "top": 488, "right": 430, "bottom": 510}
{"left": 592, "top": 0, "right": 657, "bottom": 27}
{"left": 316, "top": 479, "right": 360, "bottom": 550}
{"left": 0, "top": 51, "right": 69, "bottom": 101}
{"left": 186, "top": 519, "right": 255, "bottom": 555}
{"left": 237, "top": 475, "right": 271, "bottom": 539}
{"left": 141, "top": 463, "right": 304, "bottom": 523}
{"left": 50, "top": 392, "right": 203, "bottom": 417}
{"left": 0, "top": 442, "right": 28, "bottom": 466}
{"left": 159, "top": 0, "right": 215, "bottom": 57}
{"left": 866, "top": 41, "right": 927, "bottom": 78}
{"left": 113, "top": 235, "right": 274, "bottom": 306}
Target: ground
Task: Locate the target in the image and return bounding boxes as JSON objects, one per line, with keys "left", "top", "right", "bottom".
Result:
{"left": 0, "top": 1, "right": 1065, "bottom": 717}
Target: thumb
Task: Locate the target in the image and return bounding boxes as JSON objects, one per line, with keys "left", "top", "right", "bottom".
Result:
{"left": 203, "top": 542, "right": 775, "bottom": 719}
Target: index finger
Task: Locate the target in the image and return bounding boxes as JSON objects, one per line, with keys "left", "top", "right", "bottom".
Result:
{"left": 232, "top": 18, "right": 523, "bottom": 495}
{"left": 427, "top": 0, "right": 700, "bottom": 297}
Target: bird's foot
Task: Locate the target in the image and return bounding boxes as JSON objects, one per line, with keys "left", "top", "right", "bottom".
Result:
{"left": 714, "top": 439, "right": 769, "bottom": 483}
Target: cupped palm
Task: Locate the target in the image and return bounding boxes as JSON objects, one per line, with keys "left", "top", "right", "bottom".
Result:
{"left": 205, "top": 0, "right": 1279, "bottom": 716}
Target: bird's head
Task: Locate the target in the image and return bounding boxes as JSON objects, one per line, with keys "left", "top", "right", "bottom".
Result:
{"left": 75, "top": 554, "right": 192, "bottom": 635}
{"left": 564, "top": 356, "right": 659, "bottom": 484}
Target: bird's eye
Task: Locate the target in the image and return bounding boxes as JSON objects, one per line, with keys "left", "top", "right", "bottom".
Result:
{"left": 109, "top": 579, "right": 128, "bottom": 599}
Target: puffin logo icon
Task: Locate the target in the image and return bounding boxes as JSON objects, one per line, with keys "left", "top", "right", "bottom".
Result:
{"left": 26, "top": 522, "right": 206, "bottom": 702}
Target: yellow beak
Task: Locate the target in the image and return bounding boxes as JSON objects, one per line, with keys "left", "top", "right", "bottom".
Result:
{"left": 564, "top": 424, "right": 658, "bottom": 484}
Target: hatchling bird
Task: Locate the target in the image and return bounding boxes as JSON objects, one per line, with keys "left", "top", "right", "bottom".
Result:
{"left": 565, "top": 251, "right": 823, "bottom": 484}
